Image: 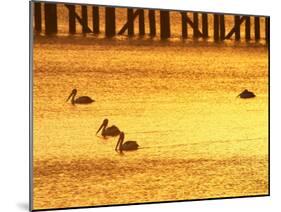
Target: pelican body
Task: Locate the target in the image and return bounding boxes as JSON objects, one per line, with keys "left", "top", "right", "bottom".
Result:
{"left": 115, "top": 132, "right": 139, "bottom": 152}
{"left": 96, "top": 119, "right": 121, "bottom": 138}
{"left": 66, "top": 89, "right": 95, "bottom": 105}
{"left": 237, "top": 89, "right": 256, "bottom": 99}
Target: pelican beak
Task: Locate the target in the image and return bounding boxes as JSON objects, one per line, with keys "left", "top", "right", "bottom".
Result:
{"left": 96, "top": 122, "right": 104, "bottom": 135}
{"left": 66, "top": 91, "right": 73, "bottom": 102}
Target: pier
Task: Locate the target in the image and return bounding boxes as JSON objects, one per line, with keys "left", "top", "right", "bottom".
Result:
{"left": 34, "top": 2, "right": 269, "bottom": 42}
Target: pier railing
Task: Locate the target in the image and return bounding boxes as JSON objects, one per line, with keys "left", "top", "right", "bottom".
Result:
{"left": 33, "top": 2, "right": 269, "bottom": 43}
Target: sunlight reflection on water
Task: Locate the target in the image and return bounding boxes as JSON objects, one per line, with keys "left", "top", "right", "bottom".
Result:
{"left": 33, "top": 33, "right": 268, "bottom": 209}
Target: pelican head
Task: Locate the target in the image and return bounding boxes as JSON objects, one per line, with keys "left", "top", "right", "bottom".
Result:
{"left": 96, "top": 119, "right": 109, "bottom": 135}
{"left": 66, "top": 89, "right": 77, "bottom": 104}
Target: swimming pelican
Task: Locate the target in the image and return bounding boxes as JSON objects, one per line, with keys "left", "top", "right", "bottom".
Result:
{"left": 66, "top": 89, "right": 95, "bottom": 105}
{"left": 237, "top": 89, "right": 256, "bottom": 99}
{"left": 115, "top": 132, "right": 139, "bottom": 152}
{"left": 96, "top": 119, "right": 121, "bottom": 138}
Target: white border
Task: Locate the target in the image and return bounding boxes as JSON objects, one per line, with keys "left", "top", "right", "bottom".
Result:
{"left": 1, "top": 0, "right": 280, "bottom": 212}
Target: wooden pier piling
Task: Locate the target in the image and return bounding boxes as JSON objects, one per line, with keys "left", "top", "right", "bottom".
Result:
{"left": 105, "top": 7, "right": 116, "bottom": 37}
{"left": 193, "top": 13, "right": 199, "bottom": 38}
{"left": 214, "top": 14, "right": 219, "bottom": 41}
{"left": 118, "top": 9, "right": 141, "bottom": 35}
{"left": 245, "top": 16, "right": 251, "bottom": 41}
{"left": 254, "top": 17, "right": 260, "bottom": 40}
{"left": 181, "top": 12, "right": 188, "bottom": 39}
{"left": 81, "top": 6, "right": 90, "bottom": 33}
{"left": 202, "top": 13, "right": 208, "bottom": 38}
{"left": 92, "top": 6, "right": 100, "bottom": 33}
{"left": 68, "top": 5, "right": 76, "bottom": 34}
{"left": 34, "top": 2, "right": 42, "bottom": 32}
{"left": 44, "top": 3, "right": 57, "bottom": 34}
{"left": 220, "top": 15, "right": 225, "bottom": 40}
{"left": 36, "top": 4, "right": 268, "bottom": 43}
{"left": 265, "top": 17, "right": 269, "bottom": 43}
{"left": 234, "top": 15, "right": 241, "bottom": 41}
{"left": 148, "top": 10, "right": 156, "bottom": 36}
{"left": 160, "top": 11, "right": 170, "bottom": 39}
{"left": 139, "top": 10, "right": 145, "bottom": 35}
{"left": 127, "top": 9, "right": 134, "bottom": 36}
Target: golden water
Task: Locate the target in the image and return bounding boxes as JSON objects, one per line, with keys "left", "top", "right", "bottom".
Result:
{"left": 33, "top": 4, "right": 268, "bottom": 210}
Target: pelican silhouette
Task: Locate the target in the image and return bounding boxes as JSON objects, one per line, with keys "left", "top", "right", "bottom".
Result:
{"left": 115, "top": 132, "right": 139, "bottom": 152}
{"left": 96, "top": 119, "right": 121, "bottom": 138}
{"left": 237, "top": 89, "right": 256, "bottom": 99}
{"left": 66, "top": 89, "right": 95, "bottom": 105}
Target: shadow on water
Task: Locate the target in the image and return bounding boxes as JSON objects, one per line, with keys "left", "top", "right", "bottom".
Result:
{"left": 34, "top": 34, "right": 267, "bottom": 48}
{"left": 16, "top": 202, "right": 29, "bottom": 211}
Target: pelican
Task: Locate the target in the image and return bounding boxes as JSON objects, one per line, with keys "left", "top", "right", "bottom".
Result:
{"left": 237, "top": 89, "right": 256, "bottom": 99}
{"left": 66, "top": 89, "right": 95, "bottom": 105}
{"left": 96, "top": 119, "right": 121, "bottom": 138}
{"left": 115, "top": 132, "right": 139, "bottom": 152}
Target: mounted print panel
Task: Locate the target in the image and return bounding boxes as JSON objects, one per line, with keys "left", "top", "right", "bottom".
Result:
{"left": 30, "top": 1, "right": 269, "bottom": 211}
